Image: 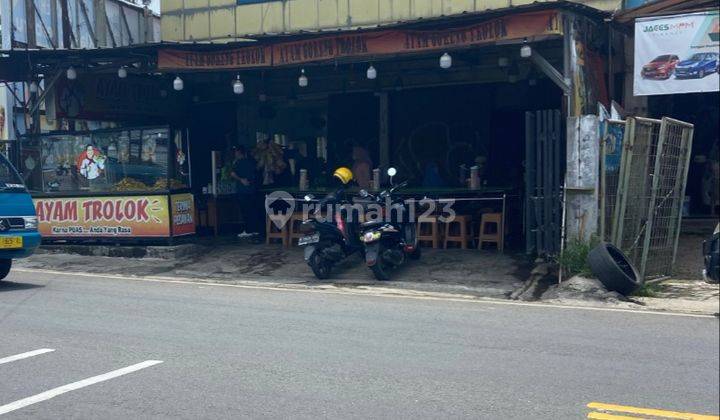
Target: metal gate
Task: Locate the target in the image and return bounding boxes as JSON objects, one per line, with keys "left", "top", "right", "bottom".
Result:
{"left": 525, "top": 109, "right": 563, "bottom": 256}
{"left": 611, "top": 117, "right": 694, "bottom": 278}
{"left": 599, "top": 119, "right": 625, "bottom": 241}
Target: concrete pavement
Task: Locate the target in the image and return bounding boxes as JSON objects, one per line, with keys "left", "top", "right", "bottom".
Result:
{"left": 0, "top": 270, "right": 718, "bottom": 419}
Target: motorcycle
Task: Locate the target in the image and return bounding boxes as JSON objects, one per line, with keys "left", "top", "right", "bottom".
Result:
{"left": 298, "top": 188, "right": 364, "bottom": 279}
{"left": 358, "top": 167, "right": 420, "bottom": 280}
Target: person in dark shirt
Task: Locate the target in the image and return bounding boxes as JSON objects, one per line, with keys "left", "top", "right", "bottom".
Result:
{"left": 230, "top": 145, "right": 262, "bottom": 241}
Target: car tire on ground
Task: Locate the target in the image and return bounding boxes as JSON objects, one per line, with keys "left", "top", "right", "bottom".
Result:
{"left": 699, "top": 69, "right": 705, "bottom": 78}
{"left": 587, "top": 243, "right": 641, "bottom": 296}
{"left": 0, "top": 259, "right": 12, "bottom": 281}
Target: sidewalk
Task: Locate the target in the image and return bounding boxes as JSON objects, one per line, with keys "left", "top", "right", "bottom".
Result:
{"left": 17, "top": 243, "right": 531, "bottom": 299}
{"left": 14, "top": 241, "right": 719, "bottom": 315}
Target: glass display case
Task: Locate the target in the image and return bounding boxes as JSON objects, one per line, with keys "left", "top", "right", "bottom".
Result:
{"left": 18, "top": 126, "right": 195, "bottom": 242}
{"left": 24, "top": 126, "right": 189, "bottom": 195}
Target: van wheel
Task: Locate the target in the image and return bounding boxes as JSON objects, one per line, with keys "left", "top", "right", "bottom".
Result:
{"left": 0, "top": 259, "right": 12, "bottom": 281}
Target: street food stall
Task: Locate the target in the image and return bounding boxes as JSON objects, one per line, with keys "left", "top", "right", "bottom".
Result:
{"left": 19, "top": 126, "right": 195, "bottom": 242}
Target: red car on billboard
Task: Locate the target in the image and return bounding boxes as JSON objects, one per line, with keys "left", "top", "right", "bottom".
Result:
{"left": 641, "top": 54, "right": 680, "bottom": 79}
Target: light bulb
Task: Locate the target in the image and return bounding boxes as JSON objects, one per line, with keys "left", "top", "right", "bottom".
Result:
{"left": 66, "top": 66, "right": 77, "bottom": 80}
{"left": 173, "top": 76, "right": 183, "bottom": 91}
{"left": 440, "top": 53, "right": 452, "bottom": 69}
{"left": 520, "top": 45, "right": 532, "bottom": 58}
{"left": 366, "top": 65, "right": 377, "bottom": 80}
{"left": 118, "top": 67, "right": 127, "bottom": 78}
{"left": 233, "top": 76, "right": 244, "bottom": 94}
{"left": 298, "top": 69, "right": 308, "bottom": 87}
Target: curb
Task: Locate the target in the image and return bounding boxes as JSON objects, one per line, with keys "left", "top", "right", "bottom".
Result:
{"left": 13, "top": 268, "right": 718, "bottom": 318}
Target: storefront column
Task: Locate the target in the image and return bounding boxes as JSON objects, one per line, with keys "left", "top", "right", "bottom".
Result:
{"left": 563, "top": 13, "right": 601, "bottom": 244}
{"left": 378, "top": 92, "right": 389, "bottom": 172}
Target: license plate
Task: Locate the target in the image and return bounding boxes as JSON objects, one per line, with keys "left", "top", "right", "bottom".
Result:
{"left": 298, "top": 234, "right": 320, "bottom": 246}
{"left": 0, "top": 236, "right": 22, "bottom": 249}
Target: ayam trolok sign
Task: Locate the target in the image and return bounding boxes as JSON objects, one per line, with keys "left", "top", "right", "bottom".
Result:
{"left": 158, "top": 9, "right": 561, "bottom": 70}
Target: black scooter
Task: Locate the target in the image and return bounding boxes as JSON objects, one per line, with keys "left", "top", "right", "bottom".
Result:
{"left": 358, "top": 168, "right": 420, "bottom": 280}
{"left": 299, "top": 188, "right": 364, "bottom": 279}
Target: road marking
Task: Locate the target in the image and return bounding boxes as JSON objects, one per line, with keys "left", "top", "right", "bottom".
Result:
{"left": 0, "top": 360, "right": 163, "bottom": 416}
{"left": 588, "top": 412, "right": 644, "bottom": 419}
{"left": 13, "top": 267, "right": 718, "bottom": 318}
{"left": 0, "top": 348, "right": 55, "bottom": 365}
{"left": 587, "top": 402, "right": 720, "bottom": 420}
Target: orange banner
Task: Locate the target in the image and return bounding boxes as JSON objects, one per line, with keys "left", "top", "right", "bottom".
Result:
{"left": 158, "top": 10, "right": 561, "bottom": 70}
{"left": 158, "top": 45, "right": 271, "bottom": 71}
{"left": 34, "top": 195, "right": 171, "bottom": 238}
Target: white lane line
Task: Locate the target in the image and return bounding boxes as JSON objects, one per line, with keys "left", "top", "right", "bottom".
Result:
{"left": 0, "top": 349, "right": 55, "bottom": 365}
{"left": 0, "top": 360, "right": 163, "bottom": 416}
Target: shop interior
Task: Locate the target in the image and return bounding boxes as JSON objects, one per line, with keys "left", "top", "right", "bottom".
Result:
{"left": 648, "top": 92, "right": 720, "bottom": 218}
{"left": 179, "top": 40, "right": 566, "bottom": 250}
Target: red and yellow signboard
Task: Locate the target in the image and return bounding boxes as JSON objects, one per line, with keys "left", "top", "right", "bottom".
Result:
{"left": 171, "top": 193, "right": 196, "bottom": 236}
{"left": 158, "top": 10, "right": 561, "bottom": 70}
{"left": 34, "top": 195, "right": 179, "bottom": 238}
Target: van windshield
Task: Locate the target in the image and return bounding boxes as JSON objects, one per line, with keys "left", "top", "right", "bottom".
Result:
{"left": 0, "top": 154, "right": 26, "bottom": 192}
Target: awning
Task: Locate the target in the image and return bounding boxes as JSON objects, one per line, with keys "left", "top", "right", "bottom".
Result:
{"left": 1, "top": 1, "right": 608, "bottom": 82}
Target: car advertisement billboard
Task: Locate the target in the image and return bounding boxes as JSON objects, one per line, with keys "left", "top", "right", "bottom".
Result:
{"left": 634, "top": 11, "right": 720, "bottom": 96}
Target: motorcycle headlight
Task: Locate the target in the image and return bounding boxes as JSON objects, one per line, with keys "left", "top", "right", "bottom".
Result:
{"left": 362, "top": 231, "right": 381, "bottom": 243}
{"left": 23, "top": 216, "right": 38, "bottom": 230}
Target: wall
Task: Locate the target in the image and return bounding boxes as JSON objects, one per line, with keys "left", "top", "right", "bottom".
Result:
{"left": 0, "top": 0, "right": 160, "bottom": 49}
{"left": 161, "top": 0, "right": 616, "bottom": 42}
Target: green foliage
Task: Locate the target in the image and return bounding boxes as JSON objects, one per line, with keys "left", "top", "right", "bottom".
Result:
{"left": 631, "top": 282, "right": 661, "bottom": 297}
{"left": 558, "top": 238, "right": 600, "bottom": 278}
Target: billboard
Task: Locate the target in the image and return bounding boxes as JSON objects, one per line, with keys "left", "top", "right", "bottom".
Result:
{"left": 634, "top": 11, "right": 720, "bottom": 96}
{"left": 54, "top": 75, "right": 182, "bottom": 121}
{"left": 34, "top": 195, "right": 171, "bottom": 238}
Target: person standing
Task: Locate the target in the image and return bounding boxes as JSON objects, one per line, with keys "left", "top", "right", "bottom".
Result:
{"left": 351, "top": 145, "right": 373, "bottom": 189}
{"left": 230, "top": 145, "right": 262, "bottom": 241}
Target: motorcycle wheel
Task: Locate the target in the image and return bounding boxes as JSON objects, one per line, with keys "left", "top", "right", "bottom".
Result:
{"left": 370, "top": 245, "right": 391, "bottom": 281}
{"left": 309, "top": 252, "right": 332, "bottom": 280}
{"left": 409, "top": 245, "right": 421, "bottom": 260}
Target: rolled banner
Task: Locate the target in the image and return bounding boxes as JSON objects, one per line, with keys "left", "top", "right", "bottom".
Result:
{"left": 372, "top": 168, "right": 381, "bottom": 191}
{"left": 299, "top": 169, "right": 308, "bottom": 191}
{"left": 470, "top": 165, "right": 480, "bottom": 190}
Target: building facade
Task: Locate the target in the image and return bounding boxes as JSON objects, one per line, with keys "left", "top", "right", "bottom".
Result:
{"left": 161, "top": 0, "right": 616, "bottom": 42}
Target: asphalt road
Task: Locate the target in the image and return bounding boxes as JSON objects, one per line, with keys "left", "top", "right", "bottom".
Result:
{"left": 0, "top": 270, "right": 718, "bottom": 419}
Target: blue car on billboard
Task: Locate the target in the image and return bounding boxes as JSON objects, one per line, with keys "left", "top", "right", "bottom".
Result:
{"left": 674, "top": 52, "right": 720, "bottom": 79}
{"left": 0, "top": 154, "right": 41, "bottom": 281}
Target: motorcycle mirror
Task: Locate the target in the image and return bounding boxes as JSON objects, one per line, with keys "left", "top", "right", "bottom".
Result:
{"left": 359, "top": 189, "right": 369, "bottom": 198}
{"left": 304, "top": 194, "right": 315, "bottom": 202}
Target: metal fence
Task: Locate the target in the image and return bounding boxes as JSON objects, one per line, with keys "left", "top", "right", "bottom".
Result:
{"left": 610, "top": 117, "right": 694, "bottom": 279}
{"left": 599, "top": 119, "right": 625, "bottom": 241}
